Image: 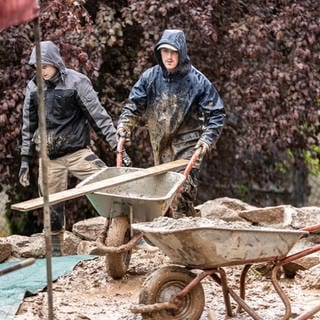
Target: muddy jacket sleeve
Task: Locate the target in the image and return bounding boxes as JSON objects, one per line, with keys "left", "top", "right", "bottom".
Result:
{"left": 21, "top": 81, "right": 38, "bottom": 157}
{"left": 118, "top": 70, "right": 151, "bottom": 129}
{"left": 76, "top": 75, "right": 118, "bottom": 151}
{"left": 198, "top": 77, "right": 225, "bottom": 146}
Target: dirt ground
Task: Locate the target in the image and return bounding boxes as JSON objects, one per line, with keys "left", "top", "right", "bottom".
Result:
{"left": 14, "top": 247, "right": 320, "bottom": 320}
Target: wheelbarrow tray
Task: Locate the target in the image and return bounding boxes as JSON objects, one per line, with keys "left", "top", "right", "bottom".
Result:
{"left": 132, "top": 222, "right": 308, "bottom": 268}
{"left": 77, "top": 167, "right": 185, "bottom": 222}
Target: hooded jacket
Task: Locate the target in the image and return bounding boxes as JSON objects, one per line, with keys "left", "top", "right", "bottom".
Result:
{"left": 21, "top": 41, "right": 117, "bottom": 159}
{"left": 118, "top": 29, "right": 225, "bottom": 165}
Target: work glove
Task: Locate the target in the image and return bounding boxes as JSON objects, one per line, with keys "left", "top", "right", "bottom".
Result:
{"left": 194, "top": 139, "right": 210, "bottom": 157}
{"left": 19, "top": 157, "right": 31, "bottom": 187}
{"left": 116, "top": 124, "right": 131, "bottom": 145}
{"left": 122, "top": 148, "right": 132, "bottom": 167}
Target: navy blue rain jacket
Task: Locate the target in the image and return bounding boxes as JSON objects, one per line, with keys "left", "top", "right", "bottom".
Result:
{"left": 119, "top": 29, "right": 225, "bottom": 165}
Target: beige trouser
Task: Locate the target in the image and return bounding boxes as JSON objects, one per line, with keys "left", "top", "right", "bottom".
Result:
{"left": 38, "top": 147, "right": 107, "bottom": 231}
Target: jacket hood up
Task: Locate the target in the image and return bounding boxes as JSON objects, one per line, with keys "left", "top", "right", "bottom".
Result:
{"left": 154, "top": 29, "right": 191, "bottom": 76}
{"left": 28, "top": 41, "right": 66, "bottom": 75}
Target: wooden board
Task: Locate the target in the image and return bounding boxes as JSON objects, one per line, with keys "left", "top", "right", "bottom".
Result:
{"left": 11, "top": 160, "right": 188, "bottom": 212}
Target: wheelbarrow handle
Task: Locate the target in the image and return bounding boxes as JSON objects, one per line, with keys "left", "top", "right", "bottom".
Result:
{"left": 0, "top": 258, "right": 35, "bottom": 277}
{"left": 116, "top": 137, "right": 125, "bottom": 168}
{"left": 302, "top": 223, "right": 320, "bottom": 233}
{"left": 117, "top": 139, "right": 201, "bottom": 175}
{"left": 183, "top": 148, "right": 201, "bottom": 177}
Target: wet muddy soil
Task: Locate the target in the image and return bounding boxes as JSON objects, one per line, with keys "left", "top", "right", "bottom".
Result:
{"left": 14, "top": 247, "right": 320, "bottom": 320}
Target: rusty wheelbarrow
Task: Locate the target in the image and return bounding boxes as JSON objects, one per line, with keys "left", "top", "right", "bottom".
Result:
{"left": 77, "top": 138, "right": 201, "bottom": 279}
{"left": 130, "top": 219, "right": 320, "bottom": 320}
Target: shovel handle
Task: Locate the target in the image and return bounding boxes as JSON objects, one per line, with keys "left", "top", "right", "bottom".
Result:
{"left": 116, "top": 137, "right": 125, "bottom": 168}
{"left": 302, "top": 223, "right": 320, "bottom": 233}
{"left": 183, "top": 148, "right": 201, "bottom": 177}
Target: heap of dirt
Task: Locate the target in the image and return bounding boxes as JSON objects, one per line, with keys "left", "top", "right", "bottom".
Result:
{"left": 134, "top": 216, "right": 306, "bottom": 232}
{"left": 299, "top": 266, "right": 320, "bottom": 290}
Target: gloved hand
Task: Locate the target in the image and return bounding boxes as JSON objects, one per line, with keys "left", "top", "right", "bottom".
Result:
{"left": 19, "top": 158, "right": 31, "bottom": 187}
{"left": 122, "top": 148, "right": 132, "bottom": 167}
{"left": 195, "top": 139, "right": 210, "bottom": 157}
{"left": 116, "top": 125, "right": 131, "bottom": 145}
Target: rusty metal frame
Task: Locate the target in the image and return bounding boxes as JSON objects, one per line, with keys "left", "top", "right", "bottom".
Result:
{"left": 131, "top": 244, "right": 320, "bottom": 319}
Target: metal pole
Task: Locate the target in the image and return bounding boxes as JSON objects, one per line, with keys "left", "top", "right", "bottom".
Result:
{"left": 33, "top": 16, "right": 54, "bottom": 320}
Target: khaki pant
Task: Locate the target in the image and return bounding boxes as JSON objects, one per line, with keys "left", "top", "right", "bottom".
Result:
{"left": 38, "top": 147, "right": 107, "bottom": 231}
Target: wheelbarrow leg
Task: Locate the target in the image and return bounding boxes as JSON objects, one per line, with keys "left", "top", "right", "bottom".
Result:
{"left": 271, "top": 263, "right": 291, "bottom": 320}
{"left": 210, "top": 269, "right": 233, "bottom": 317}
{"left": 294, "top": 304, "right": 320, "bottom": 320}
{"left": 237, "top": 264, "right": 252, "bottom": 313}
{"left": 211, "top": 268, "right": 264, "bottom": 320}
{"left": 225, "top": 284, "right": 264, "bottom": 320}
{"left": 270, "top": 244, "right": 320, "bottom": 320}
{"left": 96, "top": 217, "right": 110, "bottom": 245}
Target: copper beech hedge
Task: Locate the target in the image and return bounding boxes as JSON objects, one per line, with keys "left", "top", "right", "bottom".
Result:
{"left": 0, "top": 0, "right": 319, "bottom": 233}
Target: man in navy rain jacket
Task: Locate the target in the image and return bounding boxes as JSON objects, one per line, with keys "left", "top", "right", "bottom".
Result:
{"left": 117, "top": 29, "right": 225, "bottom": 217}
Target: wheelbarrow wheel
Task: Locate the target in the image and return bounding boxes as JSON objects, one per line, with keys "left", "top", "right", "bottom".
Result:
{"left": 139, "top": 265, "right": 204, "bottom": 320}
{"left": 105, "top": 216, "right": 131, "bottom": 279}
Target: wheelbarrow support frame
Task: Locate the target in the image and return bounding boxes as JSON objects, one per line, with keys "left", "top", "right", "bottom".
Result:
{"left": 131, "top": 225, "right": 320, "bottom": 320}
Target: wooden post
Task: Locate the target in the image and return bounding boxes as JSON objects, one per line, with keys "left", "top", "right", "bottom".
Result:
{"left": 34, "top": 15, "right": 54, "bottom": 320}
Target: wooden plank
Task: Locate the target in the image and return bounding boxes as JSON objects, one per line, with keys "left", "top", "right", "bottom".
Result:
{"left": 11, "top": 159, "right": 188, "bottom": 212}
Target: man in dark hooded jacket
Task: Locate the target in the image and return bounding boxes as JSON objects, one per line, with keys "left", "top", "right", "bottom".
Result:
{"left": 19, "top": 41, "right": 131, "bottom": 255}
{"left": 117, "top": 29, "right": 225, "bottom": 217}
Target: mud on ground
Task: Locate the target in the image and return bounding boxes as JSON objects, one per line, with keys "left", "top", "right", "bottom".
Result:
{"left": 14, "top": 248, "right": 320, "bottom": 320}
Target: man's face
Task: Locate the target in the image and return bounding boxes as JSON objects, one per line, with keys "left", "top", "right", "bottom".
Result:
{"left": 41, "top": 64, "right": 58, "bottom": 80}
{"left": 160, "top": 48, "right": 179, "bottom": 72}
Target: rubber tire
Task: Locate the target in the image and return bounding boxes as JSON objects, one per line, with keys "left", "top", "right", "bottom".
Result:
{"left": 105, "top": 216, "right": 131, "bottom": 279}
{"left": 139, "top": 266, "right": 205, "bottom": 320}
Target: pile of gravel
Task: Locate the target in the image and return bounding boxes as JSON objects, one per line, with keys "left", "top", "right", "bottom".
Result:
{"left": 138, "top": 216, "right": 254, "bottom": 230}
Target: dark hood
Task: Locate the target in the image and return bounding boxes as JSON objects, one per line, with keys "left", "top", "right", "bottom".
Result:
{"left": 28, "top": 41, "right": 66, "bottom": 75}
{"left": 154, "top": 29, "right": 191, "bottom": 76}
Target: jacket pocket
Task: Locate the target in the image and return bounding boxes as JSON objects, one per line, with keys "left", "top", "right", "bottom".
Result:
{"left": 53, "top": 89, "right": 76, "bottom": 118}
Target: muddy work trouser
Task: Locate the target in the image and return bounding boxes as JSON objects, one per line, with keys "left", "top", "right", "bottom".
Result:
{"left": 38, "top": 147, "right": 106, "bottom": 232}
{"left": 170, "top": 168, "right": 200, "bottom": 217}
